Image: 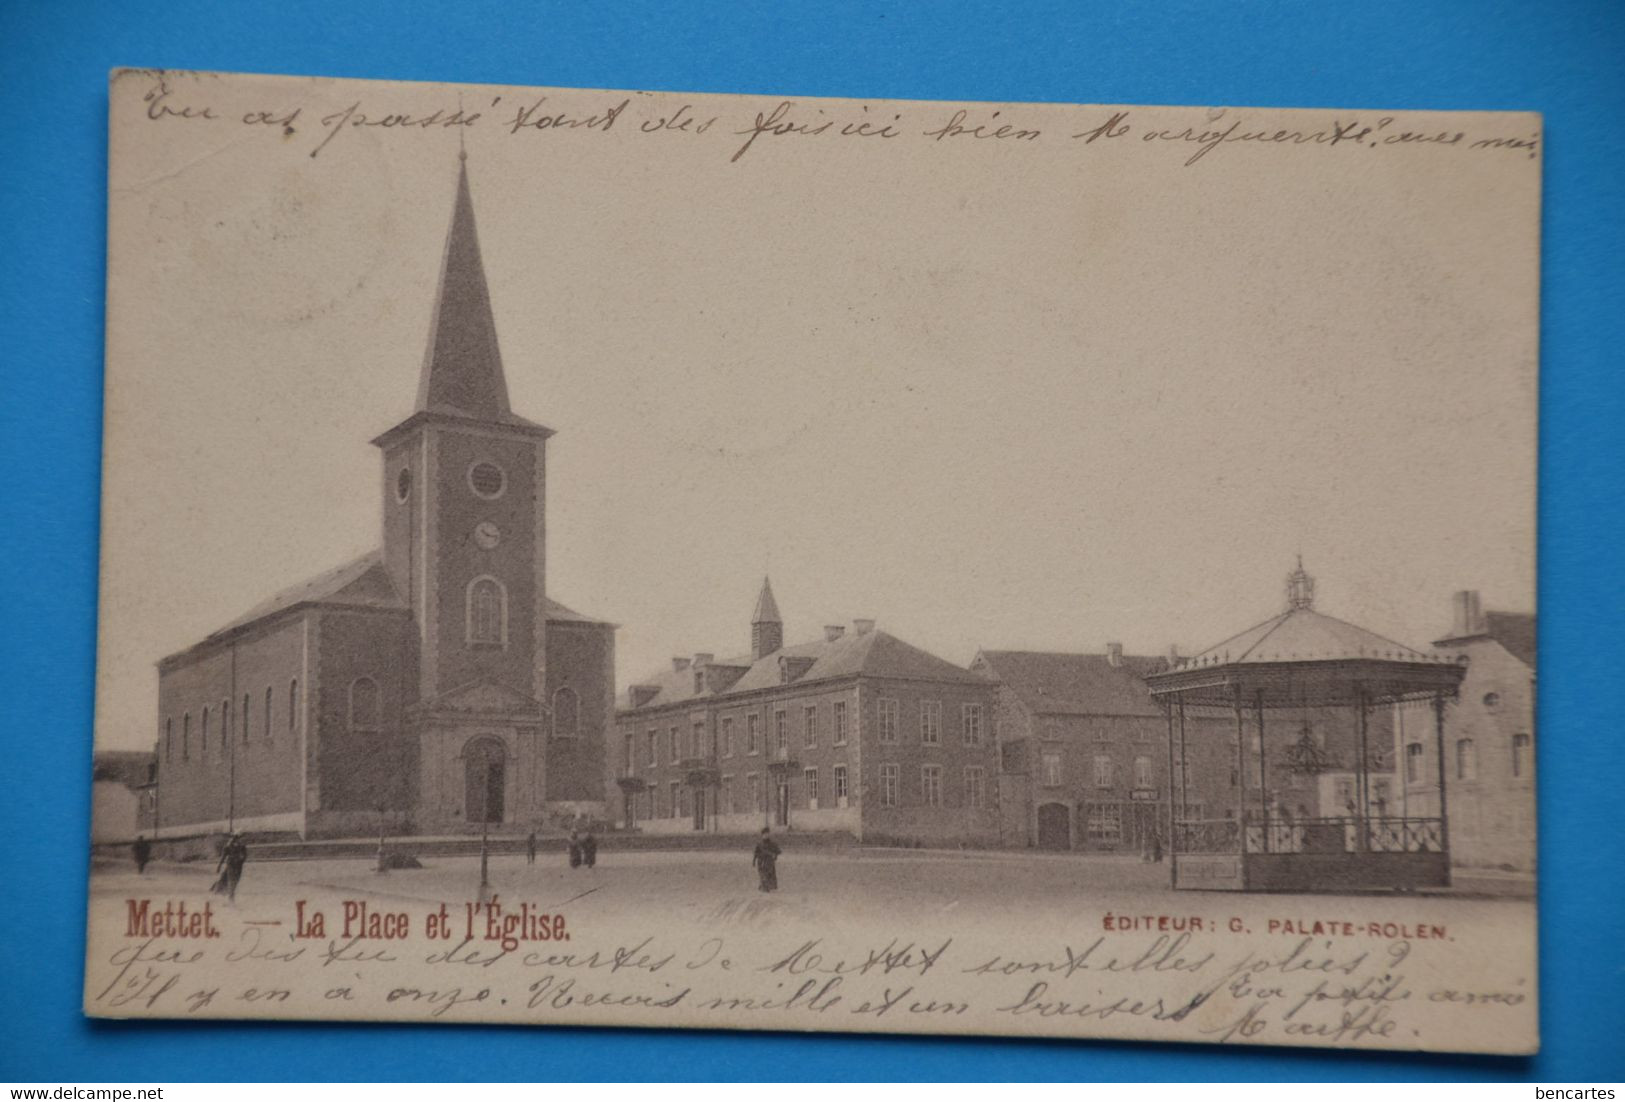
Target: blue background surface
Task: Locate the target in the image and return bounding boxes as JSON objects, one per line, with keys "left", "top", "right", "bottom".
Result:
{"left": 2, "top": 0, "right": 1621, "bottom": 1082}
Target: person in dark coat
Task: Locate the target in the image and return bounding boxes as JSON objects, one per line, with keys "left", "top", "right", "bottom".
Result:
{"left": 214, "top": 833, "right": 248, "bottom": 902}
{"left": 567, "top": 829, "right": 583, "bottom": 869}
{"left": 526, "top": 831, "right": 538, "bottom": 866}
{"left": 132, "top": 835, "right": 151, "bottom": 875}
{"left": 752, "top": 828, "right": 781, "bottom": 892}
{"left": 580, "top": 830, "right": 597, "bottom": 869}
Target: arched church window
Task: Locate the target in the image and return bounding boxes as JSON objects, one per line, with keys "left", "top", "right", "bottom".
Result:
{"left": 289, "top": 679, "right": 300, "bottom": 733}
{"left": 182, "top": 713, "right": 191, "bottom": 761}
{"left": 467, "top": 576, "right": 507, "bottom": 644}
{"left": 265, "top": 686, "right": 274, "bottom": 741}
{"left": 221, "top": 699, "right": 231, "bottom": 749}
{"left": 242, "top": 694, "right": 250, "bottom": 743}
{"left": 201, "top": 707, "right": 210, "bottom": 756}
{"left": 165, "top": 717, "right": 173, "bottom": 762}
{"left": 350, "top": 677, "right": 381, "bottom": 732}
{"left": 553, "top": 686, "right": 579, "bottom": 738}
{"left": 396, "top": 467, "right": 412, "bottom": 502}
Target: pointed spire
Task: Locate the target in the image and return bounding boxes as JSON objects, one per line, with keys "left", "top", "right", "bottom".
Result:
{"left": 752, "top": 576, "right": 782, "bottom": 624}
{"left": 750, "top": 577, "right": 784, "bottom": 661}
{"left": 416, "top": 154, "right": 512, "bottom": 420}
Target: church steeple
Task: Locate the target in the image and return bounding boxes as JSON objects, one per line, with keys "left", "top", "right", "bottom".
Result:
{"left": 417, "top": 153, "right": 512, "bottom": 421}
{"left": 751, "top": 577, "right": 784, "bottom": 660}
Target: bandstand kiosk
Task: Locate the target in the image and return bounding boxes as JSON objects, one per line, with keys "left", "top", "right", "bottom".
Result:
{"left": 1145, "top": 562, "right": 1465, "bottom": 893}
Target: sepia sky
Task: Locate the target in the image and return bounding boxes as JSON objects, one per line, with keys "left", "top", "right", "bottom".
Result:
{"left": 96, "top": 73, "right": 1540, "bottom": 751}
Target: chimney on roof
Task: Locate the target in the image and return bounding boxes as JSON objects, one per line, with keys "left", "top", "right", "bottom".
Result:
{"left": 1451, "top": 590, "right": 1485, "bottom": 637}
{"left": 824, "top": 625, "right": 846, "bottom": 642}
{"left": 853, "top": 618, "right": 876, "bottom": 636}
{"left": 672, "top": 657, "right": 690, "bottom": 672}
{"left": 693, "top": 653, "right": 713, "bottom": 667}
{"left": 1166, "top": 644, "right": 1180, "bottom": 667}
{"left": 1106, "top": 642, "right": 1124, "bottom": 667}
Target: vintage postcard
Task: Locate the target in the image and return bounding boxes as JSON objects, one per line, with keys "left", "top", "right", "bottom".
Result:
{"left": 87, "top": 70, "right": 1540, "bottom": 1054}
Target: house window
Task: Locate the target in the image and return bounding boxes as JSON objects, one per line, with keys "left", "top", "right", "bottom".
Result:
{"left": 878, "top": 698, "right": 899, "bottom": 743}
{"left": 879, "top": 763, "right": 899, "bottom": 807}
{"left": 669, "top": 726, "right": 680, "bottom": 762}
{"left": 722, "top": 717, "right": 735, "bottom": 757}
{"left": 647, "top": 729, "right": 658, "bottom": 766}
{"left": 804, "top": 767, "right": 819, "bottom": 806}
{"left": 1133, "top": 755, "right": 1154, "bottom": 790}
{"left": 624, "top": 734, "right": 635, "bottom": 776}
{"left": 1093, "top": 754, "right": 1114, "bottom": 788}
{"left": 1483, "top": 691, "right": 1502, "bottom": 710}
{"left": 1405, "top": 742, "right": 1424, "bottom": 783}
{"left": 694, "top": 720, "right": 707, "bottom": 758}
{"left": 1512, "top": 733, "right": 1531, "bottom": 778}
{"left": 1086, "top": 803, "right": 1123, "bottom": 845}
{"left": 964, "top": 766, "right": 986, "bottom": 810}
{"left": 832, "top": 701, "right": 848, "bottom": 744}
{"left": 1456, "top": 738, "right": 1477, "bottom": 781}
{"left": 920, "top": 700, "right": 941, "bottom": 745}
{"left": 1041, "top": 751, "right": 1063, "bottom": 787}
{"left": 694, "top": 669, "right": 705, "bottom": 694}
{"left": 242, "top": 694, "right": 251, "bottom": 743}
{"left": 721, "top": 775, "right": 735, "bottom": 815}
{"left": 962, "top": 703, "right": 984, "bottom": 746}
{"left": 669, "top": 782, "right": 681, "bottom": 818}
{"left": 804, "top": 705, "right": 818, "bottom": 749}
{"left": 264, "top": 686, "right": 273, "bottom": 741}
{"left": 748, "top": 773, "right": 763, "bottom": 812}
{"left": 773, "top": 709, "right": 787, "bottom": 757}
{"left": 921, "top": 764, "right": 943, "bottom": 807}
{"left": 552, "top": 687, "right": 579, "bottom": 737}
{"left": 350, "top": 677, "right": 380, "bottom": 732}
{"left": 747, "top": 713, "right": 761, "bottom": 755}
{"left": 834, "top": 763, "right": 849, "bottom": 801}
{"left": 289, "top": 679, "right": 300, "bottom": 733}
{"left": 466, "top": 576, "right": 507, "bottom": 644}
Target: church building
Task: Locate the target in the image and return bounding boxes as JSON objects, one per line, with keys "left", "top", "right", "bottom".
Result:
{"left": 151, "top": 156, "right": 616, "bottom": 839}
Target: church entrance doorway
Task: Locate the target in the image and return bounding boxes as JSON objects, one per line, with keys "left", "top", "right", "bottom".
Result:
{"left": 463, "top": 737, "right": 507, "bottom": 824}
{"left": 1036, "top": 802, "right": 1071, "bottom": 850}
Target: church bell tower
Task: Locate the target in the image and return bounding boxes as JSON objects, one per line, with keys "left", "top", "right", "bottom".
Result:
{"left": 370, "top": 153, "right": 556, "bottom": 827}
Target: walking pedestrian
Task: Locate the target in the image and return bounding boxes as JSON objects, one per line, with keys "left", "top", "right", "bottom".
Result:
{"left": 132, "top": 835, "right": 151, "bottom": 875}
{"left": 567, "top": 828, "right": 583, "bottom": 869}
{"left": 581, "top": 829, "right": 597, "bottom": 869}
{"left": 526, "top": 830, "right": 537, "bottom": 866}
{"left": 752, "top": 827, "right": 781, "bottom": 893}
{"left": 214, "top": 832, "right": 248, "bottom": 902}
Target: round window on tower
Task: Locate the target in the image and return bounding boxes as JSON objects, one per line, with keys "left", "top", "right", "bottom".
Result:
{"left": 395, "top": 468, "right": 412, "bottom": 502}
{"left": 468, "top": 461, "right": 506, "bottom": 499}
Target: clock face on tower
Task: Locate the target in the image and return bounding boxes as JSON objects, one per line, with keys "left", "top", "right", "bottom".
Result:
{"left": 473, "top": 521, "right": 501, "bottom": 550}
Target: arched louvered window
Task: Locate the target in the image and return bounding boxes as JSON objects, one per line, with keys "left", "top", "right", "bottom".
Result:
{"left": 466, "top": 576, "right": 507, "bottom": 645}
{"left": 552, "top": 686, "right": 579, "bottom": 738}
{"left": 350, "top": 677, "right": 381, "bottom": 732}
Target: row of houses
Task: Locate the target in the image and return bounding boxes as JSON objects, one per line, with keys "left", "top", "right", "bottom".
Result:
{"left": 605, "top": 577, "right": 1536, "bottom": 870}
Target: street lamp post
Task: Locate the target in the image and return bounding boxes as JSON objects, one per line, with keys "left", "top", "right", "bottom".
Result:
{"left": 478, "top": 819, "right": 492, "bottom": 903}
